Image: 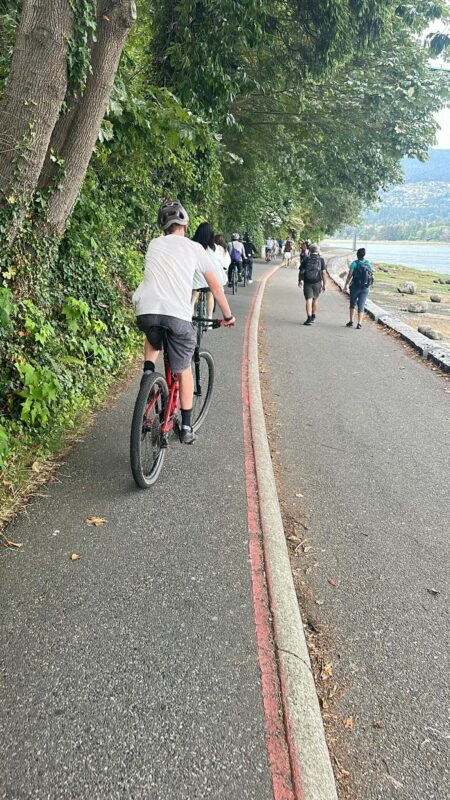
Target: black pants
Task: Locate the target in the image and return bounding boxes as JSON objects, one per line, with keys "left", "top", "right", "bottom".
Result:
{"left": 228, "top": 260, "right": 242, "bottom": 283}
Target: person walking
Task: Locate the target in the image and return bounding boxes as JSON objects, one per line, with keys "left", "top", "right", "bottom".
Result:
{"left": 344, "top": 247, "right": 374, "bottom": 329}
{"left": 282, "top": 236, "right": 293, "bottom": 267}
{"left": 298, "top": 243, "right": 326, "bottom": 325}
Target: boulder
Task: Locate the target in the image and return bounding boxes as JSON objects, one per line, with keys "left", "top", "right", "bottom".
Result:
{"left": 397, "top": 281, "right": 416, "bottom": 294}
{"left": 407, "top": 301, "right": 428, "bottom": 313}
{"left": 430, "top": 295, "right": 442, "bottom": 303}
{"left": 418, "top": 326, "right": 443, "bottom": 340}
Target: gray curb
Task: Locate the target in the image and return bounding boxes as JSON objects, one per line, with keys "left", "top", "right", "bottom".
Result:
{"left": 326, "top": 253, "right": 450, "bottom": 373}
{"left": 250, "top": 270, "right": 338, "bottom": 800}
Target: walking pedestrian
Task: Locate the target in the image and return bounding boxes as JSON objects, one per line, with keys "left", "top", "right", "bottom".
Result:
{"left": 282, "top": 236, "right": 293, "bottom": 267}
{"left": 298, "top": 243, "right": 327, "bottom": 325}
{"left": 344, "top": 247, "right": 374, "bottom": 329}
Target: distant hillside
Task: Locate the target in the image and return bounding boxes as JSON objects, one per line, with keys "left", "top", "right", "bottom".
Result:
{"left": 336, "top": 150, "right": 450, "bottom": 242}
{"left": 402, "top": 150, "right": 450, "bottom": 183}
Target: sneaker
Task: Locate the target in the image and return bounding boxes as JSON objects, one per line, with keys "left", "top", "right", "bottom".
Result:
{"left": 179, "top": 427, "right": 197, "bottom": 444}
{"left": 346, "top": 321, "right": 353, "bottom": 328}
{"left": 310, "top": 314, "right": 316, "bottom": 323}
{"left": 356, "top": 323, "right": 362, "bottom": 329}
{"left": 304, "top": 317, "right": 312, "bottom": 326}
{"left": 248, "top": 279, "right": 253, "bottom": 284}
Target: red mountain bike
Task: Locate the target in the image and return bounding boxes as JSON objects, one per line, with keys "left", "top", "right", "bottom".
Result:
{"left": 130, "top": 317, "right": 221, "bottom": 488}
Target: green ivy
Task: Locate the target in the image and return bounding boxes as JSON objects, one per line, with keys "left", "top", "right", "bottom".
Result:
{"left": 67, "top": 0, "right": 97, "bottom": 96}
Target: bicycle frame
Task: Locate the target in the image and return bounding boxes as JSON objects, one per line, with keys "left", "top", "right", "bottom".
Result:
{"left": 145, "top": 318, "right": 221, "bottom": 441}
{"left": 161, "top": 353, "right": 180, "bottom": 436}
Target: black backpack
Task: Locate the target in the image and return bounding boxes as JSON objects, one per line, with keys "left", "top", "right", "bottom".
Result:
{"left": 352, "top": 260, "right": 373, "bottom": 288}
{"left": 303, "top": 254, "right": 322, "bottom": 283}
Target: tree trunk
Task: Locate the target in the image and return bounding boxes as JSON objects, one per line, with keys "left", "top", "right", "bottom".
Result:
{"left": 0, "top": 0, "right": 73, "bottom": 239}
{"left": 42, "top": 0, "right": 137, "bottom": 236}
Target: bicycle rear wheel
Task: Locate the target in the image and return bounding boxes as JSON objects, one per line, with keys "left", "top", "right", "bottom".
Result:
{"left": 192, "top": 350, "right": 215, "bottom": 431}
{"left": 130, "top": 373, "right": 169, "bottom": 488}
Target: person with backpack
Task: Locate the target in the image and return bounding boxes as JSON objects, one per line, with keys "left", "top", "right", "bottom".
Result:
{"left": 298, "top": 243, "right": 326, "bottom": 325}
{"left": 227, "top": 233, "right": 246, "bottom": 285}
{"left": 344, "top": 247, "right": 374, "bottom": 329}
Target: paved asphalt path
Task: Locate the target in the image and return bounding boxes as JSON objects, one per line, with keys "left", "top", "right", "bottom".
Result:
{"left": 262, "top": 260, "right": 450, "bottom": 799}
{"left": 0, "top": 269, "right": 274, "bottom": 800}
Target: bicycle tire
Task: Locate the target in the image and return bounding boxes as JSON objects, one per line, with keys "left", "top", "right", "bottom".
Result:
{"left": 243, "top": 265, "right": 247, "bottom": 286}
{"left": 130, "top": 372, "right": 169, "bottom": 488}
{"left": 232, "top": 267, "right": 238, "bottom": 294}
{"left": 192, "top": 350, "right": 215, "bottom": 432}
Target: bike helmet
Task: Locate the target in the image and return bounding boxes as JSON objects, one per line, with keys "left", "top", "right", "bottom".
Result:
{"left": 232, "top": 232, "right": 240, "bottom": 240}
{"left": 157, "top": 200, "right": 189, "bottom": 230}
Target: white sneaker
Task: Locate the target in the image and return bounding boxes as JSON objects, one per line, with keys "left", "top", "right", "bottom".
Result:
{"left": 248, "top": 279, "right": 253, "bottom": 284}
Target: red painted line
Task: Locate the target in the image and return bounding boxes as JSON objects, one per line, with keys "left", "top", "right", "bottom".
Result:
{"left": 241, "top": 269, "right": 303, "bottom": 800}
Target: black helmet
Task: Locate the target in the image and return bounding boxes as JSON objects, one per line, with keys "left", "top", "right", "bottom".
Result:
{"left": 158, "top": 200, "right": 189, "bottom": 230}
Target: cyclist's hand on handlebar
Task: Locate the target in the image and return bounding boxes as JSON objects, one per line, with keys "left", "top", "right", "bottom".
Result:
{"left": 222, "top": 315, "right": 236, "bottom": 327}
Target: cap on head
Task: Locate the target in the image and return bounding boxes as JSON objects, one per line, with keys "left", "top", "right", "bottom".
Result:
{"left": 232, "top": 232, "right": 240, "bottom": 240}
{"left": 158, "top": 200, "right": 189, "bottom": 230}
{"left": 310, "top": 243, "right": 320, "bottom": 254}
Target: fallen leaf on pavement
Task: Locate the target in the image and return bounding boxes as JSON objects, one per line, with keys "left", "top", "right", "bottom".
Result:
{"left": 327, "top": 578, "right": 338, "bottom": 587}
{"left": 321, "top": 662, "right": 333, "bottom": 679}
{"left": 344, "top": 716, "right": 354, "bottom": 729}
{"left": 321, "top": 698, "right": 329, "bottom": 710}
{"left": 426, "top": 587, "right": 440, "bottom": 596}
{"left": 316, "top": 599, "right": 325, "bottom": 606}
{"left": 1, "top": 535, "right": 23, "bottom": 549}
{"left": 84, "top": 516, "right": 107, "bottom": 527}
{"left": 287, "top": 534, "right": 301, "bottom": 543}
{"left": 303, "top": 545, "right": 313, "bottom": 553}
{"left": 70, "top": 552, "right": 82, "bottom": 561}
{"left": 295, "top": 492, "right": 303, "bottom": 498}
{"left": 373, "top": 721, "right": 385, "bottom": 729}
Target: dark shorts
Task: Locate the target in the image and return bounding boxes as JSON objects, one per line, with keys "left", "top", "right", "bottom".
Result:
{"left": 303, "top": 281, "right": 322, "bottom": 300}
{"left": 136, "top": 314, "right": 196, "bottom": 373}
{"left": 349, "top": 285, "right": 369, "bottom": 312}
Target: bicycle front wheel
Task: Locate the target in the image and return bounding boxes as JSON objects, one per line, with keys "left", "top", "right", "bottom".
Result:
{"left": 192, "top": 350, "right": 215, "bottom": 431}
{"left": 130, "top": 373, "right": 169, "bottom": 488}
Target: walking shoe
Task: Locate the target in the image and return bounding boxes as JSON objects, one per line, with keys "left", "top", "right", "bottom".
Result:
{"left": 304, "top": 317, "right": 312, "bottom": 325}
{"left": 356, "top": 323, "right": 362, "bottom": 329}
{"left": 310, "top": 314, "right": 316, "bottom": 323}
{"left": 179, "top": 427, "right": 197, "bottom": 444}
{"left": 248, "top": 279, "right": 253, "bottom": 284}
{"left": 346, "top": 321, "right": 353, "bottom": 327}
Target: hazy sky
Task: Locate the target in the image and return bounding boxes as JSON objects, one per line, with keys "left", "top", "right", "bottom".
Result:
{"left": 434, "top": 106, "right": 450, "bottom": 148}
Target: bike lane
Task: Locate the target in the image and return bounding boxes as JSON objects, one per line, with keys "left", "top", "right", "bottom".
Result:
{"left": 261, "top": 264, "right": 450, "bottom": 799}
{"left": 1, "top": 268, "right": 276, "bottom": 799}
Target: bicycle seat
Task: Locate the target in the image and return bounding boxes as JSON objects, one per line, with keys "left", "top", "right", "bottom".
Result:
{"left": 197, "top": 287, "right": 210, "bottom": 293}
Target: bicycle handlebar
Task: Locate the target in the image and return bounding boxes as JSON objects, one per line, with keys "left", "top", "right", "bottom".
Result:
{"left": 192, "top": 317, "right": 223, "bottom": 328}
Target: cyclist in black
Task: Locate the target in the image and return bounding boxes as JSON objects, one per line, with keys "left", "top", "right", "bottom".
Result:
{"left": 242, "top": 233, "right": 257, "bottom": 284}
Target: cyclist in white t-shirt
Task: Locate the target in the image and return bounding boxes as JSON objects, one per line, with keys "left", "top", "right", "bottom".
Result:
{"left": 132, "top": 201, "right": 235, "bottom": 443}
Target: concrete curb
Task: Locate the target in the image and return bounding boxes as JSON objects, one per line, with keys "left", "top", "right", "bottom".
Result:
{"left": 326, "top": 254, "right": 450, "bottom": 373}
{"left": 248, "top": 267, "right": 338, "bottom": 800}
